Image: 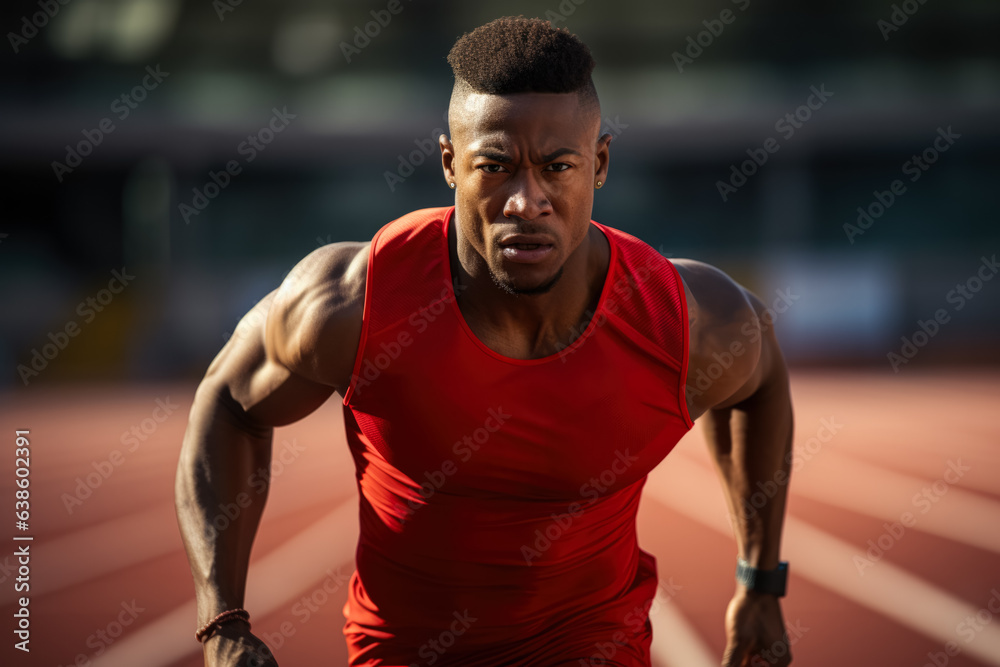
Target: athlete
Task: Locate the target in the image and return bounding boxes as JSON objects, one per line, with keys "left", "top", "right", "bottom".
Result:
{"left": 175, "top": 17, "right": 794, "bottom": 667}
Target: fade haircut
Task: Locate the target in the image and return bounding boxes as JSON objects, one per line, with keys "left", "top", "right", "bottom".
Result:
{"left": 446, "top": 16, "right": 600, "bottom": 121}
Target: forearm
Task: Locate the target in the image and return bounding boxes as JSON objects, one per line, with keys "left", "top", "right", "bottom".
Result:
{"left": 704, "top": 371, "right": 793, "bottom": 571}
{"left": 175, "top": 381, "right": 273, "bottom": 625}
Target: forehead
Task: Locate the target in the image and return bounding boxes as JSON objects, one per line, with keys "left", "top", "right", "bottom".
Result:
{"left": 452, "top": 91, "right": 596, "bottom": 150}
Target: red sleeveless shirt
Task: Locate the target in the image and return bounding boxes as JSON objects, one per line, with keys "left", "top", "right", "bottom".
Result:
{"left": 340, "top": 206, "right": 692, "bottom": 666}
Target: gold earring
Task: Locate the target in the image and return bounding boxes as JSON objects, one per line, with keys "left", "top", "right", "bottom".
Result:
{"left": 449, "top": 182, "right": 456, "bottom": 189}
{"left": 596, "top": 180, "right": 603, "bottom": 189}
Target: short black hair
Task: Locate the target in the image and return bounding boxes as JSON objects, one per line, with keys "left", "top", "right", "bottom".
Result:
{"left": 446, "top": 16, "right": 599, "bottom": 111}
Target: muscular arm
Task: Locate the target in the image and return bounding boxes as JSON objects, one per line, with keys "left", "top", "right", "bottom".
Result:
{"left": 174, "top": 242, "right": 367, "bottom": 665}
{"left": 674, "top": 259, "right": 794, "bottom": 666}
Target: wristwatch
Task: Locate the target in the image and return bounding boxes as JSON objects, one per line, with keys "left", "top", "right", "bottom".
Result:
{"left": 735, "top": 557, "right": 788, "bottom": 597}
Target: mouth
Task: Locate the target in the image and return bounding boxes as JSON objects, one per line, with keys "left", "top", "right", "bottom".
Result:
{"left": 497, "top": 234, "right": 555, "bottom": 264}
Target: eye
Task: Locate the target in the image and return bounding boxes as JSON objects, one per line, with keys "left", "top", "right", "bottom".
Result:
{"left": 479, "top": 164, "right": 506, "bottom": 174}
{"left": 546, "top": 163, "right": 572, "bottom": 172}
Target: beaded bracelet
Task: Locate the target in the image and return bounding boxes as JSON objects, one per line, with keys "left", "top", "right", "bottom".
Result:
{"left": 195, "top": 608, "right": 251, "bottom": 643}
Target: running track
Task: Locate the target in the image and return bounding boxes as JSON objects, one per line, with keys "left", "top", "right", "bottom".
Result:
{"left": 1, "top": 370, "right": 998, "bottom": 667}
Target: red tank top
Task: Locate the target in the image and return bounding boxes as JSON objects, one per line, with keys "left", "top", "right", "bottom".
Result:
{"left": 340, "top": 206, "right": 692, "bottom": 666}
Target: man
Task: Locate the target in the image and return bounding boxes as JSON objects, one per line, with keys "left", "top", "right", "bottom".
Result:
{"left": 175, "top": 16, "right": 794, "bottom": 667}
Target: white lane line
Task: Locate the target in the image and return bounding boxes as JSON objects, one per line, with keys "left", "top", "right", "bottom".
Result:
{"left": 649, "top": 584, "right": 718, "bottom": 667}
{"left": 675, "top": 444, "right": 1000, "bottom": 554}
{"left": 0, "top": 490, "right": 350, "bottom": 605}
{"left": 645, "top": 455, "right": 1000, "bottom": 667}
{"left": 790, "top": 450, "right": 1000, "bottom": 554}
{"left": 92, "top": 498, "right": 358, "bottom": 667}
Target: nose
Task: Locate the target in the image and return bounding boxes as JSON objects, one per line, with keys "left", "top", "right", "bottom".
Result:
{"left": 503, "top": 169, "right": 552, "bottom": 221}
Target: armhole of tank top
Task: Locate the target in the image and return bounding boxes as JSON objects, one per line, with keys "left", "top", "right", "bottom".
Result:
{"left": 665, "top": 258, "right": 695, "bottom": 430}
{"left": 342, "top": 224, "right": 387, "bottom": 406}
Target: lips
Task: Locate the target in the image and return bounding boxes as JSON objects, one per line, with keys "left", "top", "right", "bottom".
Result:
{"left": 498, "top": 234, "right": 555, "bottom": 248}
{"left": 497, "top": 234, "right": 555, "bottom": 264}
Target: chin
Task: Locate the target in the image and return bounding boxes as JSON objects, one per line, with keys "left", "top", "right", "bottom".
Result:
{"left": 490, "top": 265, "right": 565, "bottom": 296}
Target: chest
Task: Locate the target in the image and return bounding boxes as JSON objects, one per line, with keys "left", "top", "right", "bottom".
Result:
{"left": 347, "top": 314, "right": 689, "bottom": 501}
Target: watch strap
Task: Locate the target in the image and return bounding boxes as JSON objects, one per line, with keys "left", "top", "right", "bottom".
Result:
{"left": 736, "top": 557, "right": 788, "bottom": 597}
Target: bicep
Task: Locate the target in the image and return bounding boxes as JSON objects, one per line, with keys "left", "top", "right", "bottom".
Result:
{"left": 263, "top": 242, "right": 368, "bottom": 395}
{"left": 202, "top": 289, "right": 336, "bottom": 429}
{"left": 198, "top": 240, "right": 366, "bottom": 427}
{"left": 676, "top": 260, "right": 792, "bottom": 419}
{"left": 709, "top": 289, "right": 785, "bottom": 411}
{"left": 690, "top": 286, "right": 791, "bottom": 461}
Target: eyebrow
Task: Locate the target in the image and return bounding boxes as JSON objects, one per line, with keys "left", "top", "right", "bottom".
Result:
{"left": 539, "top": 147, "right": 583, "bottom": 162}
{"left": 472, "top": 147, "right": 583, "bottom": 164}
{"left": 473, "top": 149, "right": 512, "bottom": 163}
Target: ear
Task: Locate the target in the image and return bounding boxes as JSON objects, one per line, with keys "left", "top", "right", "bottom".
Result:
{"left": 594, "top": 132, "right": 612, "bottom": 186}
{"left": 440, "top": 133, "right": 456, "bottom": 185}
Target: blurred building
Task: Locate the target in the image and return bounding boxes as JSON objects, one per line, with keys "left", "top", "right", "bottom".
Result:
{"left": 1, "top": 0, "right": 998, "bottom": 386}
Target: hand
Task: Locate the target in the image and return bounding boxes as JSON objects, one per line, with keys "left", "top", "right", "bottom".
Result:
{"left": 203, "top": 622, "right": 279, "bottom": 667}
{"left": 721, "top": 589, "right": 791, "bottom": 667}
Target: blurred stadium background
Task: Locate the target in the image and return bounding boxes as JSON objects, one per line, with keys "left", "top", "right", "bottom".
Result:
{"left": 1, "top": 0, "right": 998, "bottom": 666}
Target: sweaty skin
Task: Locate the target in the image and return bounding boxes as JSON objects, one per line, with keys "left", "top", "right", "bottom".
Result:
{"left": 175, "top": 91, "right": 793, "bottom": 667}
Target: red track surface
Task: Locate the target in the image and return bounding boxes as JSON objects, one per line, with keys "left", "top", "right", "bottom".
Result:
{"left": 1, "top": 370, "right": 998, "bottom": 666}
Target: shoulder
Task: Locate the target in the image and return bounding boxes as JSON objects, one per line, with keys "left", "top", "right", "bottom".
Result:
{"left": 371, "top": 206, "right": 453, "bottom": 250}
{"left": 671, "top": 258, "right": 755, "bottom": 328}
{"left": 266, "top": 241, "right": 370, "bottom": 392}
{"left": 669, "top": 258, "right": 769, "bottom": 420}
